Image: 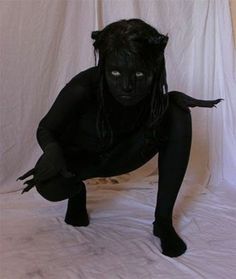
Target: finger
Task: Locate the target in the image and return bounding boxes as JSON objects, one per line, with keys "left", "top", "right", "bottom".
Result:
{"left": 23, "top": 178, "right": 35, "bottom": 185}
{"left": 17, "top": 168, "right": 35, "bottom": 181}
{"left": 21, "top": 179, "right": 36, "bottom": 194}
{"left": 212, "top": 98, "right": 224, "bottom": 106}
{"left": 21, "top": 184, "right": 35, "bottom": 194}
{"left": 200, "top": 100, "right": 221, "bottom": 107}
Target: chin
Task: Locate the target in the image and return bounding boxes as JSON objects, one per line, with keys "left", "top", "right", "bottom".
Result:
{"left": 113, "top": 95, "right": 143, "bottom": 105}
{"left": 117, "top": 99, "right": 142, "bottom": 107}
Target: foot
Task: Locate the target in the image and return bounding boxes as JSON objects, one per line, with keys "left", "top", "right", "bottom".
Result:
{"left": 64, "top": 185, "right": 89, "bottom": 227}
{"left": 153, "top": 219, "right": 187, "bottom": 257}
{"left": 65, "top": 210, "right": 89, "bottom": 227}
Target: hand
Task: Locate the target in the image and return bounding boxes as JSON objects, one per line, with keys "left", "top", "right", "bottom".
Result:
{"left": 17, "top": 142, "right": 69, "bottom": 193}
{"left": 168, "top": 91, "right": 223, "bottom": 112}
{"left": 17, "top": 165, "right": 76, "bottom": 194}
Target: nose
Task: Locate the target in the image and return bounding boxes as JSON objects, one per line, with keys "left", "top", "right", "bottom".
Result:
{"left": 122, "top": 76, "right": 133, "bottom": 93}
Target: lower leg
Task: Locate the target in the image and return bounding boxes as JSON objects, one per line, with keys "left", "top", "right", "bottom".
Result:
{"left": 153, "top": 106, "right": 191, "bottom": 257}
{"left": 65, "top": 182, "right": 89, "bottom": 227}
{"left": 154, "top": 167, "right": 188, "bottom": 258}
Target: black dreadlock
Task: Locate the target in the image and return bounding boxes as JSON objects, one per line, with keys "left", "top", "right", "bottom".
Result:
{"left": 92, "top": 18, "right": 169, "bottom": 149}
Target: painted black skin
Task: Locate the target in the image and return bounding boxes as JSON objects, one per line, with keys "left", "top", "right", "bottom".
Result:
{"left": 18, "top": 19, "right": 222, "bottom": 258}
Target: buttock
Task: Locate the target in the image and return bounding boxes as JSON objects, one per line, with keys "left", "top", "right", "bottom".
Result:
{"left": 65, "top": 127, "right": 161, "bottom": 179}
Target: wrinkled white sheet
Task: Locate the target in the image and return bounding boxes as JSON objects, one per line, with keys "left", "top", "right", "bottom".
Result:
{"left": 1, "top": 175, "right": 236, "bottom": 279}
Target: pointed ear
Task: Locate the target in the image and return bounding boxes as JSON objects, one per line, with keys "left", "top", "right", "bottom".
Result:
{"left": 159, "top": 34, "right": 168, "bottom": 50}
{"left": 149, "top": 34, "right": 168, "bottom": 50}
{"left": 91, "top": 31, "right": 101, "bottom": 40}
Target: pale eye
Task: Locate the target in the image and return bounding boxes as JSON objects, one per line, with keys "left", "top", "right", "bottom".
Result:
{"left": 111, "top": 70, "right": 121, "bottom": 77}
{"left": 136, "top": 72, "right": 144, "bottom": 77}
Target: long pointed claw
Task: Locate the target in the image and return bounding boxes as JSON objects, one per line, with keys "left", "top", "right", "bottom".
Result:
{"left": 23, "top": 178, "right": 34, "bottom": 185}
{"left": 21, "top": 184, "right": 35, "bottom": 194}
{"left": 213, "top": 98, "right": 224, "bottom": 107}
{"left": 215, "top": 98, "right": 224, "bottom": 103}
{"left": 17, "top": 168, "right": 35, "bottom": 181}
{"left": 21, "top": 178, "right": 36, "bottom": 194}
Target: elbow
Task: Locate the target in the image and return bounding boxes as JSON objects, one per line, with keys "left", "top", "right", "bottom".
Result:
{"left": 36, "top": 124, "right": 56, "bottom": 150}
{"left": 36, "top": 125, "right": 42, "bottom": 141}
{"left": 36, "top": 124, "right": 46, "bottom": 147}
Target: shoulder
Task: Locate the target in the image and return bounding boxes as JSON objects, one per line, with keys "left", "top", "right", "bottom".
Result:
{"left": 68, "top": 66, "right": 100, "bottom": 89}
{"left": 60, "top": 66, "right": 100, "bottom": 104}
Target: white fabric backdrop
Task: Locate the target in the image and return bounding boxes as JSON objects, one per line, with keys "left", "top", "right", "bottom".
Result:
{"left": 1, "top": 1, "right": 236, "bottom": 278}
{"left": 1, "top": 0, "right": 236, "bottom": 193}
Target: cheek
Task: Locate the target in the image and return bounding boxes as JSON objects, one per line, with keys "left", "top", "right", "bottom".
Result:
{"left": 105, "top": 73, "right": 116, "bottom": 90}
{"left": 108, "top": 79, "right": 120, "bottom": 93}
{"left": 105, "top": 76, "right": 123, "bottom": 93}
{"left": 136, "top": 76, "right": 153, "bottom": 93}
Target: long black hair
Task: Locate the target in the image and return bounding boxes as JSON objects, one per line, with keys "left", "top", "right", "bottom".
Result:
{"left": 91, "top": 18, "right": 169, "bottom": 149}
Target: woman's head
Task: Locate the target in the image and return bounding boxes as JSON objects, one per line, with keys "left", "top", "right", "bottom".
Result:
{"left": 92, "top": 18, "right": 168, "bottom": 71}
{"left": 92, "top": 19, "right": 169, "bottom": 147}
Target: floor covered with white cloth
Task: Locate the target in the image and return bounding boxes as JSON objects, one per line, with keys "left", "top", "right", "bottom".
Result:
{"left": 1, "top": 173, "right": 236, "bottom": 279}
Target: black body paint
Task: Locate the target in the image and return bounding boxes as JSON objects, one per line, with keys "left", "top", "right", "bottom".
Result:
{"left": 18, "top": 19, "right": 222, "bottom": 258}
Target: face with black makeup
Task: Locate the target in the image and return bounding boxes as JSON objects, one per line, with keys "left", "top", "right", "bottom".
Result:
{"left": 104, "top": 52, "right": 154, "bottom": 106}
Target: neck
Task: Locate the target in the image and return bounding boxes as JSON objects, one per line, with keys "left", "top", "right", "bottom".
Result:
{"left": 102, "top": 88, "right": 150, "bottom": 132}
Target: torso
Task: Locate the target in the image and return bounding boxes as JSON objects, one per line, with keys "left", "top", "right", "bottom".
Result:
{"left": 58, "top": 66, "right": 150, "bottom": 157}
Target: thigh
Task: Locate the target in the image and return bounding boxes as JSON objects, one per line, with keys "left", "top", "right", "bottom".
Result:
{"left": 67, "top": 127, "right": 161, "bottom": 179}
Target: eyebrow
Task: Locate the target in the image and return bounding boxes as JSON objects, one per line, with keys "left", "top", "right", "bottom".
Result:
{"left": 106, "top": 63, "right": 120, "bottom": 68}
{"left": 106, "top": 64, "right": 144, "bottom": 71}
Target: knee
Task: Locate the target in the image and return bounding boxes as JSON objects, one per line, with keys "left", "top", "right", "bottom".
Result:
{"left": 167, "top": 103, "right": 192, "bottom": 140}
{"left": 36, "top": 175, "right": 82, "bottom": 202}
{"left": 36, "top": 179, "right": 62, "bottom": 202}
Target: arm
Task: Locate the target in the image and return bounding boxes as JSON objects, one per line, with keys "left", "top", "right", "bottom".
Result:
{"left": 35, "top": 73, "right": 91, "bottom": 177}
{"left": 37, "top": 74, "right": 89, "bottom": 151}
{"left": 18, "top": 69, "right": 95, "bottom": 191}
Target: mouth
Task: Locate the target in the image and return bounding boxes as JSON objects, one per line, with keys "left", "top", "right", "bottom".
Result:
{"left": 119, "top": 95, "right": 132, "bottom": 99}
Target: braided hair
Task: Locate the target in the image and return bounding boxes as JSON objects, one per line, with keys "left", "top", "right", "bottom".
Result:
{"left": 91, "top": 18, "right": 169, "bottom": 149}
